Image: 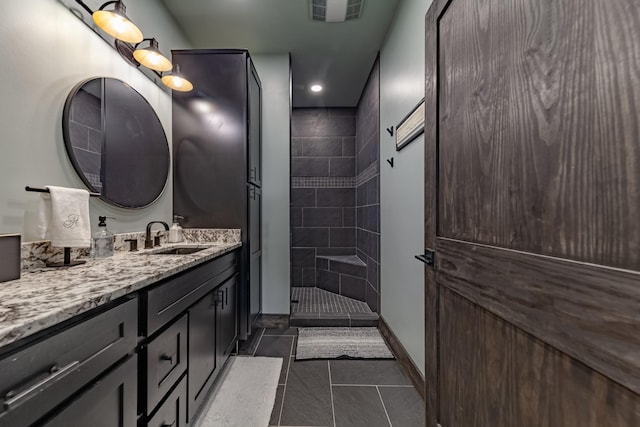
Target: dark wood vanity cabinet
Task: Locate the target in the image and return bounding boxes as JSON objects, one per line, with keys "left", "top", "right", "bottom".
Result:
{"left": 0, "top": 297, "right": 138, "bottom": 427}
{"left": 172, "top": 49, "right": 262, "bottom": 341}
{"left": 0, "top": 249, "right": 240, "bottom": 427}
{"left": 142, "top": 250, "right": 239, "bottom": 425}
{"left": 216, "top": 275, "right": 238, "bottom": 368}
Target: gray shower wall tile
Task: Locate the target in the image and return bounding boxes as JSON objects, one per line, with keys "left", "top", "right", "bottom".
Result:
{"left": 329, "top": 228, "right": 356, "bottom": 248}
{"left": 292, "top": 115, "right": 356, "bottom": 138}
{"left": 366, "top": 284, "right": 380, "bottom": 312}
{"left": 329, "top": 157, "right": 355, "bottom": 177}
{"left": 292, "top": 227, "right": 329, "bottom": 248}
{"left": 343, "top": 207, "right": 355, "bottom": 227}
{"left": 291, "top": 188, "right": 316, "bottom": 207}
{"left": 357, "top": 183, "right": 367, "bottom": 206}
{"left": 340, "top": 275, "right": 368, "bottom": 305}
{"left": 357, "top": 140, "right": 378, "bottom": 175}
{"left": 317, "top": 188, "right": 355, "bottom": 207}
{"left": 317, "top": 269, "right": 340, "bottom": 294}
{"left": 291, "top": 137, "right": 302, "bottom": 156}
{"left": 357, "top": 228, "right": 379, "bottom": 262}
{"left": 317, "top": 247, "right": 355, "bottom": 256}
{"left": 330, "top": 259, "right": 366, "bottom": 278}
{"left": 292, "top": 157, "right": 329, "bottom": 177}
{"left": 291, "top": 267, "right": 303, "bottom": 286}
{"left": 357, "top": 205, "right": 379, "bottom": 233}
{"left": 291, "top": 248, "right": 316, "bottom": 268}
{"left": 303, "top": 208, "right": 343, "bottom": 227}
{"left": 291, "top": 207, "right": 302, "bottom": 227}
{"left": 367, "top": 257, "right": 379, "bottom": 290}
{"left": 302, "top": 137, "right": 342, "bottom": 157}
{"left": 317, "top": 257, "right": 329, "bottom": 270}
{"left": 342, "top": 136, "right": 356, "bottom": 156}
{"left": 366, "top": 175, "right": 379, "bottom": 204}
{"left": 303, "top": 268, "right": 317, "bottom": 286}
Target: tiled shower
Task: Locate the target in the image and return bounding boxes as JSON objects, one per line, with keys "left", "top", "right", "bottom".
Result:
{"left": 290, "top": 60, "right": 380, "bottom": 323}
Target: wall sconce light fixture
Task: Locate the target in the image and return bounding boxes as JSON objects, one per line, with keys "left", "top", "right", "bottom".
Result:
{"left": 73, "top": 0, "right": 193, "bottom": 92}
{"left": 162, "top": 65, "right": 194, "bottom": 92}
{"left": 133, "top": 38, "right": 173, "bottom": 72}
{"left": 77, "top": 0, "right": 143, "bottom": 43}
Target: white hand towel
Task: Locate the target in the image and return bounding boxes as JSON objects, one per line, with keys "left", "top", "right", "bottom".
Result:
{"left": 36, "top": 186, "right": 91, "bottom": 248}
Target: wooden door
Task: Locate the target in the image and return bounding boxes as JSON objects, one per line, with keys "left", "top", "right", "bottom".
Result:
{"left": 423, "top": 0, "right": 640, "bottom": 426}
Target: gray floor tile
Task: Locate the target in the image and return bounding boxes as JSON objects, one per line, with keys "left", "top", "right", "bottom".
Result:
{"left": 329, "top": 360, "right": 411, "bottom": 386}
{"left": 332, "top": 386, "right": 390, "bottom": 427}
{"left": 255, "top": 336, "right": 294, "bottom": 384}
{"left": 264, "top": 327, "right": 299, "bottom": 336}
{"left": 269, "top": 384, "right": 285, "bottom": 426}
{"left": 378, "top": 386, "right": 425, "bottom": 427}
{"left": 280, "top": 360, "right": 333, "bottom": 426}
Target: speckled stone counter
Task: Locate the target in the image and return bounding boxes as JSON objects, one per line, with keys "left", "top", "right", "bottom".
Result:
{"left": 0, "top": 233, "right": 241, "bottom": 349}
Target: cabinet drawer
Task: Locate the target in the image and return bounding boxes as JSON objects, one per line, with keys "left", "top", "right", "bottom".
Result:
{"left": 41, "top": 355, "right": 137, "bottom": 427}
{"left": 145, "top": 251, "right": 237, "bottom": 336}
{"left": 0, "top": 297, "right": 137, "bottom": 427}
{"left": 145, "top": 315, "right": 188, "bottom": 413}
{"left": 147, "top": 376, "right": 188, "bottom": 427}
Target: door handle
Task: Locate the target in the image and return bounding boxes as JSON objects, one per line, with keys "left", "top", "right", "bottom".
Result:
{"left": 4, "top": 361, "right": 79, "bottom": 409}
{"left": 160, "top": 353, "right": 176, "bottom": 365}
{"left": 415, "top": 249, "right": 435, "bottom": 267}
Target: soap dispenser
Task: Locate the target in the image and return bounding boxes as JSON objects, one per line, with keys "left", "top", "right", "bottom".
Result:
{"left": 92, "top": 216, "right": 114, "bottom": 258}
{"left": 168, "top": 215, "right": 184, "bottom": 243}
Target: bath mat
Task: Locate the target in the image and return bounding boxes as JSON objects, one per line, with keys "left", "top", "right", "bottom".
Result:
{"left": 194, "top": 356, "right": 282, "bottom": 427}
{"left": 296, "top": 327, "right": 394, "bottom": 360}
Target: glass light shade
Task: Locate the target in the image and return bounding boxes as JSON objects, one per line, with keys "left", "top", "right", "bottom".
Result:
{"left": 133, "top": 39, "right": 172, "bottom": 72}
{"left": 93, "top": 1, "right": 143, "bottom": 44}
{"left": 162, "top": 66, "right": 193, "bottom": 92}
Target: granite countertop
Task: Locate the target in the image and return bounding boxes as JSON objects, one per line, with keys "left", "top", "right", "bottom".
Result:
{"left": 0, "top": 241, "right": 241, "bottom": 349}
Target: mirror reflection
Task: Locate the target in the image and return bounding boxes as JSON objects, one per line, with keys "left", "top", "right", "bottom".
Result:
{"left": 62, "top": 77, "right": 169, "bottom": 208}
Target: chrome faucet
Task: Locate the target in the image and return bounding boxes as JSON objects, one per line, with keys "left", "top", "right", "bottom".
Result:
{"left": 145, "top": 221, "right": 169, "bottom": 249}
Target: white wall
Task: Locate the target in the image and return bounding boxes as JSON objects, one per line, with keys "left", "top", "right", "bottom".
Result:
{"left": 0, "top": 0, "right": 191, "bottom": 239}
{"left": 379, "top": 0, "right": 432, "bottom": 375}
{"left": 251, "top": 54, "right": 291, "bottom": 314}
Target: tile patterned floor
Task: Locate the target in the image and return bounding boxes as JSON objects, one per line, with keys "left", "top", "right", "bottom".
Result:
{"left": 292, "top": 287, "right": 372, "bottom": 314}
{"left": 249, "top": 327, "right": 425, "bottom": 427}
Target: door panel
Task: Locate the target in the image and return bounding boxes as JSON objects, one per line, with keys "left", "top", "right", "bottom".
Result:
{"left": 440, "top": 288, "right": 640, "bottom": 427}
{"left": 437, "top": 237, "right": 640, "bottom": 393}
{"left": 437, "top": 0, "right": 640, "bottom": 270}
{"left": 425, "top": 0, "right": 640, "bottom": 425}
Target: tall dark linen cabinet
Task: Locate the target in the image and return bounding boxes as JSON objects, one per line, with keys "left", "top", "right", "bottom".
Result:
{"left": 171, "top": 49, "right": 262, "bottom": 341}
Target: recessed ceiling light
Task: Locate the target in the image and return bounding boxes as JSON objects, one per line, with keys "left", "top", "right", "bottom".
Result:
{"left": 310, "top": 84, "right": 323, "bottom": 93}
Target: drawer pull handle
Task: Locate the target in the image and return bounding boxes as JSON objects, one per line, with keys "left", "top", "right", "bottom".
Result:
{"left": 4, "top": 361, "right": 79, "bottom": 409}
{"left": 161, "top": 421, "right": 176, "bottom": 427}
{"left": 160, "top": 354, "right": 175, "bottom": 364}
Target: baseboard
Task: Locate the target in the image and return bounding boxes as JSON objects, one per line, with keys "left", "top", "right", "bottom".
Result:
{"left": 378, "top": 315, "right": 426, "bottom": 402}
{"left": 255, "top": 314, "right": 290, "bottom": 328}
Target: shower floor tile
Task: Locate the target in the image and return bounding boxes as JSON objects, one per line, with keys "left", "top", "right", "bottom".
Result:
{"left": 290, "top": 287, "right": 378, "bottom": 327}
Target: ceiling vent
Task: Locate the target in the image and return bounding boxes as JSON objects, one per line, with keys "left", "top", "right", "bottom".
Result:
{"left": 310, "top": 0, "right": 364, "bottom": 22}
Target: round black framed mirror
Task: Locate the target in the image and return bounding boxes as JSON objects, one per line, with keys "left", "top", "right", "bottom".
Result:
{"left": 62, "top": 77, "right": 170, "bottom": 209}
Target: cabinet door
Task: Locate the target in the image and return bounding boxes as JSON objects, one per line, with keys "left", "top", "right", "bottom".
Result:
{"left": 217, "top": 275, "right": 238, "bottom": 371}
{"left": 249, "top": 185, "right": 261, "bottom": 255}
{"left": 41, "top": 355, "right": 137, "bottom": 427}
{"left": 249, "top": 252, "right": 261, "bottom": 329}
{"left": 248, "top": 60, "right": 262, "bottom": 186}
{"left": 248, "top": 184, "right": 262, "bottom": 330}
{"left": 187, "top": 292, "right": 217, "bottom": 421}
